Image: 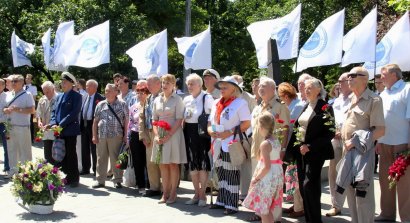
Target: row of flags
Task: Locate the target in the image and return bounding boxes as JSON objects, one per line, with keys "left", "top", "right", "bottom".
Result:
{"left": 248, "top": 4, "right": 410, "bottom": 79}
{"left": 10, "top": 5, "right": 410, "bottom": 80}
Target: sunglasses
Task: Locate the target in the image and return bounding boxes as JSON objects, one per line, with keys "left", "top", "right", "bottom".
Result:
{"left": 338, "top": 80, "right": 348, "bottom": 84}
{"left": 136, "top": 89, "right": 148, "bottom": 93}
{"left": 347, "top": 73, "right": 367, "bottom": 79}
{"left": 11, "top": 80, "right": 20, "bottom": 83}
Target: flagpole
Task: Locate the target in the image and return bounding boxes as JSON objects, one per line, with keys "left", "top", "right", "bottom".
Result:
{"left": 372, "top": 5, "right": 377, "bottom": 91}
{"left": 182, "top": 0, "right": 191, "bottom": 93}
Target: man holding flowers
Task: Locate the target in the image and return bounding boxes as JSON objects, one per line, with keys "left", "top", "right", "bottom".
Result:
{"left": 375, "top": 64, "right": 410, "bottom": 222}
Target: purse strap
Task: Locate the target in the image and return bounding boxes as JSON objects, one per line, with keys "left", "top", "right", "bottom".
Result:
{"left": 201, "top": 93, "right": 208, "bottom": 116}
{"left": 107, "top": 103, "right": 124, "bottom": 136}
{"left": 7, "top": 91, "right": 27, "bottom": 107}
{"left": 233, "top": 125, "right": 248, "bottom": 159}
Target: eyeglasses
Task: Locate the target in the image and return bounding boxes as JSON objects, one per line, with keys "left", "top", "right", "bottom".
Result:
{"left": 11, "top": 80, "right": 19, "bottom": 83}
{"left": 136, "top": 89, "right": 148, "bottom": 94}
{"left": 347, "top": 73, "right": 367, "bottom": 79}
{"left": 338, "top": 80, "right": 348, "bottom": 84}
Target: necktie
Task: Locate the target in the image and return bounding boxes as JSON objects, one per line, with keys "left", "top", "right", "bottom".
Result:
{"left": 83, "top": 96, "right": 91, "bottom": 121}
{"left": 25, "top": 85, "right": 29, "bottom": 90}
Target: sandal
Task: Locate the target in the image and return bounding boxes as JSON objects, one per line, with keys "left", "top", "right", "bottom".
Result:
{"left": 224, "top": 209, "right": 238, "bottom": 215}
{"left": 246, "top": 214, "right": 262, "bottom": 222}
{"left": 209, "top": 204, "right": 224, "bottom": 209}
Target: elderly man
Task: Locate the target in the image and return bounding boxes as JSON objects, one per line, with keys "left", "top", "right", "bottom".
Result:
{"left": 92, "top": 84, "right": 128, "bottom": 189}
{"left": 340, "top": 67, "right": 385, "bottom": 223}
{"left": 3, "top": 74, "right": 35, "bottom": 178}
{"left": 80, "top": 79, "right": 105, "bottom": 176}
{"left": 375, "top": 64, "right": 410, "bottom": 222}
{"left": 247, "top": 76, "right": 290, "bottom": 221}
{"left": 36, "top": 81, "right": 58, "bottom": 164}
{"left": 203, "top": 69, "right": 221, "bottom": 99}
{"left": 326, "top": 73, "right": 350, "bottom": 217}
{"left": 0, "top": 79, "right": 9, "bottom": 173}
{"left": 48, "top": 72, "right": 82, "bottom": 187}
{"left": 139, "top": 74, "right": 162, "bottom": 197}
{"left": 118, "top": 76, "right": 136, "bottom": 108}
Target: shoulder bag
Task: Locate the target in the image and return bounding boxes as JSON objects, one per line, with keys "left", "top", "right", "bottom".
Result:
{"left": 197, "top": 93, "right": 210, "bottom": 138}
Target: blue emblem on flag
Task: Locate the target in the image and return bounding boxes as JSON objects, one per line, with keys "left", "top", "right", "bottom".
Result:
{"left": 16, "top": 42, "right": 31, "bottom": 60}
{"left": 300, "top": 27, "right": 328, "bottom": 58}
{"left": 364, "top": 38, "right": 392, "bottom": 70}
{"left": 275, "top": 27, "right": 290, "bottom": 48}
{"left": 145, "top": 44, "right": 160, "bottom": 72}
{"left": 77, "top": 37, "right": 102, "bottom": 60}
{"left": 185, "top": 41, "right": 198, "bottom": 64}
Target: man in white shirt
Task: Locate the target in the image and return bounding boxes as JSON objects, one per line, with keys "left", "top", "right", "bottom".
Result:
{"left": 3, "top": 75, "right": 35, "bottom": 178}
{"left": 326, "top": 72, "right": 350, "bottom": 217}
{"left": 375, "top": 64, "right": 410, "bottom": 222}
{"left": 203, "top": 69, "right": 221, "bottom": 99}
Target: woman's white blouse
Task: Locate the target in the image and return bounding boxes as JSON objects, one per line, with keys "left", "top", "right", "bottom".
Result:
{"left": 183, "top": 91, "right": 214, "bottom": 123}
{"left": 209, "top": 97, "right": 251, "bottom": 152}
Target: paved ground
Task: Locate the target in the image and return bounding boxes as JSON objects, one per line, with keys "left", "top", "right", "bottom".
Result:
{"left": 0, "top": 143, "right": 395, "bottom": 223}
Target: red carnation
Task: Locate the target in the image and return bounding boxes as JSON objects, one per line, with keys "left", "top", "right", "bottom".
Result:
{"left": 34, "top": 137, "right": 42, "bottom": 142}
{"left": 277, "top": 119, "right": 285, "bottom": 124}
{"left": 321, "top": 104, "right": 329, "bottom": 111}
{"left": 290, "top": 119, "right": 296, "bottom": 124}
{"left": 54, "top": 131, "right": 60, "bottom": 137}
{"left": 115, "top": 163, "right": 122, "bottom": 169}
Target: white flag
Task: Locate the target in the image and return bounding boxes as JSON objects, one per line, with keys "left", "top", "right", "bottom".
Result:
{"left": 41, "top": 28, "right": 52, "bottom": 69}
{"left": 247, "top": 4, "right": 301, "bottom": 68}
{"left": 67, "top": 20, "right": 110, "bottom": 68}
{"left": 341, "top": 8, "right": 377, "bottom": 67}
{"left": 49, "top": 21, "right": 75, "bottom": 71}
{"left": 11, "top": 31, "right": 35, "bottom": 67}
{"left": 364, "top": 11, "right": 410, "bottom": 78}
{"left": 297, "top": 9, "right": 345, "bottom": 72}
{"left": 126, "top": 29, "right": 168, "bottom": 79}
{"left": 174, "top": 26, "right": 211, "bottom": 70}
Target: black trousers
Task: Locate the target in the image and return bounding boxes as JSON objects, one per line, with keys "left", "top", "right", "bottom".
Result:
{"left": 297, "top": 155, "right": 325, "bottom": 223}
{"left": 58, "top": 136, "right": 79, "bottom": 184}
{"left": 129, "top": 131, "right": 147, "bottom": 189}
{"left": 43, "top": 140, "right": 56, "bottom": 165}
{"left": 81, "top": 121, "right": 96, "bottom": 173}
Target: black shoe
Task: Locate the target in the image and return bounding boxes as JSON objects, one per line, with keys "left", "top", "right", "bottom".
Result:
{"left": 107, "top": 174, "right": 113, "bottom": 179}
{"left": 205, "top": 187, "right": 211, "bottom": 193}
{"left": 70, "top": 182, "right": 79, "bottom": 188}
{"left": 92, "top": 182, "right": 105, "bottom": 188}
{"left": 143, "top": 189, "right": 161, "bottom": 197}
{"left": 115, "top": 183, "right": 122, "bottom": 189}
{"left": 93, "top": 172, "right": 96, "bottom": 176}
{"left": 80, "top": 171, "right": 90, "bottom": 175}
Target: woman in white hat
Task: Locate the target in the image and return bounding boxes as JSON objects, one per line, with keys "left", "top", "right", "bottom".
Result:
{"left": 207, "top": 76, "right": 251, "bottom": 215}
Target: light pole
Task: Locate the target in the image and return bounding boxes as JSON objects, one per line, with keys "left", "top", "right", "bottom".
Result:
{"left": 182, "top": 0, "right": 191, "bottom": 93}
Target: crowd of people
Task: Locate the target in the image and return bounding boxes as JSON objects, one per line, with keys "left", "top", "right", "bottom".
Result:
{"left": 1, "top": 64, "right": 409, "bottom": 223}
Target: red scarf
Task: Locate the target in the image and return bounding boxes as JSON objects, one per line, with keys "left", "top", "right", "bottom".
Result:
{"left": 215, "top": 97, "right": 235, "bottom": 124}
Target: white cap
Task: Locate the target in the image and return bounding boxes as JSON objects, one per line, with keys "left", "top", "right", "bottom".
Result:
{"left": 61, "top": 72, "right": 77, "bottom": 85}
{"left": 203, "top": 69, "right": 220, "bottom": 80}
{"left": 215, "top": 76, "right": 243, "bottom": 93}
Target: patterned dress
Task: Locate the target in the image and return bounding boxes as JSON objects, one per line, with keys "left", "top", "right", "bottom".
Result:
{"left": 243, "top": 138, "right": 284, "bottom": 217}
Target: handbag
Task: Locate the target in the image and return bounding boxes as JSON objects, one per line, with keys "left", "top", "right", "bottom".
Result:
{"left": 123, "top": 152, "right": 136, "bottom": 187}
{"left": 52, "top": 138, "right": 66, "bottom": 162}
{"left": 228, "top": 126, "right": 250, "bottom": 167}
{"left": 197, "top": 94, "right": 210, "bottom": 138}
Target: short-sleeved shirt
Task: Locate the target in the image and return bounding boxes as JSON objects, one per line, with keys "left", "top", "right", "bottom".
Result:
{"left": 378, "top": 80, "right": 410, "bottom": 145}
{"left": 118, "top": 89, "right": 137, "bottom": 108}
{"left": 25, "top": 84, "right": 37, "bottom": 97}
{"left": 94, "top": 98, "right": 129, "bottom": 139}
{"left": 128, "top": 102, "right": 143, "bottom": 133}
{"left": 207, "top": 88, "right": 221, "bottom": 100}
{"left": 183, "top": 91, "right": 214, "bottom": 123}
{"left": 5, "top": 90, "right": 35, "bottom": 126}
{"left": 251, "top": 98, "right": 290, "bottom": 158}
{"left": 332, "top": 93, "right": 352, "bottom": 130}
{"left": 152, "top": 92, "right": 184, "bottom": 126}
{"left": 209, "top": 97, "right": 251, "bottom": 152}
{"left": 341, "top": 88, "right": 385, "bottom": 141}
{"left": 36, "top": 94, "right": 58, "bottom": 140}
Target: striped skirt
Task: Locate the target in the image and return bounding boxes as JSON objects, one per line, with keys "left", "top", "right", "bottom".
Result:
{"left": 215, "top": 150, "right": 240, "bottom": 211}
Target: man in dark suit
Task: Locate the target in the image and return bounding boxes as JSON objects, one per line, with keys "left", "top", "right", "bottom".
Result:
{"left": 80, "top": 79, "right": 105, "bottom": 175}
{"left": 48, "top": 72, "right": 82, "bottom": 188}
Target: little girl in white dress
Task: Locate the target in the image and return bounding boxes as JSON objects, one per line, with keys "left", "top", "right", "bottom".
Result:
{"left": 243, "top": 112, "right": 284, "bottom": 223}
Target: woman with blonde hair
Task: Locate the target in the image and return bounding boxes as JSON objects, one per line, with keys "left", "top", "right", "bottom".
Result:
{"left": 152, "top": 74, "right": 187, "bottom": 204}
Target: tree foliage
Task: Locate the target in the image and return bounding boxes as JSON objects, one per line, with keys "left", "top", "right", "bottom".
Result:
{"left": 0, "top": 0, "right": 406, "bottom": 92}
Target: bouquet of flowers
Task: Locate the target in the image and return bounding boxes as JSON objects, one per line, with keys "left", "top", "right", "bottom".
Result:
{"left": 292, "top": 118, "right": 303, "bottom": 146}
{"left": 35, "top": 126, "right": 63, "bottom": 142}
{"left": 321, "top": 104, "right": 335, "bottom": 132}
{"left": 115, "top": 151, "right": 128, "bottom": 170}
{"left": 388, "top": 151, "right": 410, "bottom": 189}
{"left": 273, "top": 117, "right": 287, "bottom": 145}
{"left": 153, "top": 120, "right": 171, "bottom": 164}
{"left": 11, "top": 158, "right": 65, "bottom": 205}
